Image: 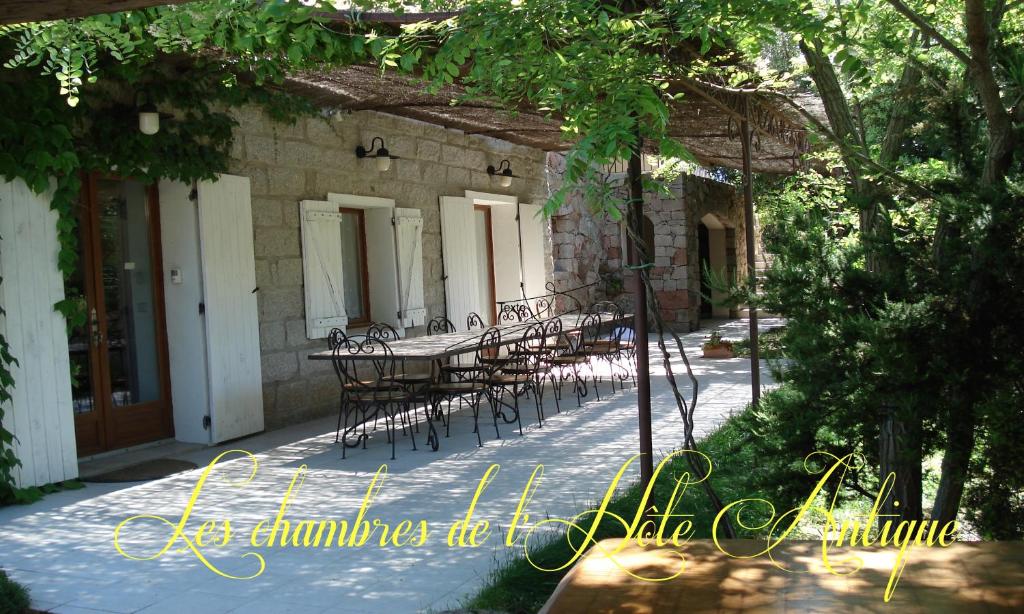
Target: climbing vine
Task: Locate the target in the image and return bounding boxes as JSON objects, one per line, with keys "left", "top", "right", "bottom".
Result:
{"left": 0, "top": 0, "right": 394, "bottom": 500}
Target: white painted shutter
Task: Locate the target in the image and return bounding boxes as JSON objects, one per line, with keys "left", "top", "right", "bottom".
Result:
{"left": 157, "top": 180, "right": 211, "bottom": 444}
{"left": 394, "top": 207, "right": 426, "bottom": 328}
{"left": 439, "top": 196, "right": 480, "bottom": 331}
{"left": 196, "top": 174, "right": 264, "bottom": 443}
{"left": 519, "top": 203, "right": 549, "bottom": 300}
{"left": 490, "top": 204, "right": 523, "bottom": 304}
{"left": 0, "top": 178, "right": 77, "bottom": 487}
{"left": 300, "top": 200, "right": 347, "bottom": 338}
{"left": 364, "top": 207, "right": 400, "bottom": 329}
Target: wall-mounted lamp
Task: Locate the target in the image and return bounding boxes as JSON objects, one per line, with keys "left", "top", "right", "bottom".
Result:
{"left": 487, "top": 159, "right": 519, "bottom": 188}
{"left": 355, "top": 136, "right": 399, "bottom": 171}
{"left": 138, "top": 102, "right": 161, "bottom": 135}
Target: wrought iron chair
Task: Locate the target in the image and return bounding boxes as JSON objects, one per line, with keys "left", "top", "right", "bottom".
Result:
{"left": 466, "top": 312, "right": 486, "bottom": 330}
{"left": 426, "top": 328, "right": 502, "bottom": 447}
{"left": 331, "top": 335, "right": 415, "bottom": 460}
{"left": 367, "top": 322, "right": 432, "bottom": 431}
{"left": 545, "top": 312, "right": 602, "bottom": 406}
{"left": 498, "top": 303, "right": 531, "bottom": 324}
{"left": 488, "top": 321, "right": 551, "bottom": 429}
{"left": 426, "top": 316, "right": 456, "bottom": 335}
{"left": 584, "top": 301, "right": 635, "bottom": 391}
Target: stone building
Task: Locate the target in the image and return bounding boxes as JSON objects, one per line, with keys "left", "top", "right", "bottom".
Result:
{"left": 548, "top": 158, "right": 752, "bottom": 332}
{"left": 228, "top": 105, "right": 554, "bottom": 429}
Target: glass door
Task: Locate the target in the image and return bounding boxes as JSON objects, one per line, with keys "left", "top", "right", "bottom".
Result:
{"left": 72, "top": 175, "right": 174, "bottom": 455}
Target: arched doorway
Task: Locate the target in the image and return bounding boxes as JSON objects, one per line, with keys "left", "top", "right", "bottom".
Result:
{"left": 697, "top": 213, "right": 731, "bottom": 320}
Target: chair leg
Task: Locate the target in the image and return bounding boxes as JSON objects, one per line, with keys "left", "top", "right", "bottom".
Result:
{"left": 489, "top": 389, "right": 502, "bottom": 440}
{"left": 550, "top": 372, "right": 561, "bottom": 414}
{"left": 534, "top": 375, "right": 545, "bottom": 426}
{"left": 385, "top": 406, "right": 396, "bottom": 461}
{"left": 471, "top": 392, "right": 483, "bottom": 447}
{"left": 335, "top": 395, "right": 346, "bottom": 443}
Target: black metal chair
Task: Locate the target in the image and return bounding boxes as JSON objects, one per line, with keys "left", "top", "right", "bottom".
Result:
{"left": 367, "top": 322, "right": 432, "bottom": 430}
{"left": 545, "top": 312, "right": 602, "bottom": 406}
{"left": 426, "top": 316, "right": 456, "bottom": 335}
{"left": 487, "top": 322, "right": 550, "bottom": 430}
{"left": 498, "top": 303, "right": 531, "bottom": 324}
{"left": 331, "top": 335, "right": 415, "bottom": 460}
{"left": 466, "top": 312, "right": 486, "bottom": 330}
{"left": 585, "top": 301, "right": 635, "bottom": 391}
{"left": 427, "top": 328, "right": 502, "bottom": 447}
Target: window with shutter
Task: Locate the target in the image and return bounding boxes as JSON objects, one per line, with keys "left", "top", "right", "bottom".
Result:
{"left": 304, "top": 193, "right": 422, "bottom": 334}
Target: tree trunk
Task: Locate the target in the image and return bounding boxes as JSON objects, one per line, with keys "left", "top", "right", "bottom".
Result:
{"left": 880, "top": 404, "right": 923, "bottom": 520}
{"left": 931, "top": 402, "right": 976, "bottom": 525}
{"left": 801, "top": 36, "right": 928, "bottom": 522}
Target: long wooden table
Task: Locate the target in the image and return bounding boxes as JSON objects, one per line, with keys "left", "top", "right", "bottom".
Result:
{"left": 306, "top": 312, "right": 632, "bottom": 362}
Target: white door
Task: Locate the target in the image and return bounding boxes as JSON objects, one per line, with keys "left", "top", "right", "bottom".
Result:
{"left": 439, "top": 196, "right": 481, "bottom": 331}
{"left": 196, "top": 174, "right": 264, "bottom": 443}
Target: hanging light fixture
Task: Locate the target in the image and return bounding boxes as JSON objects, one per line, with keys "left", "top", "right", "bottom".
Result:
{"left": 487, "top": 159, "right": 519, "bottom": 188}
{"left": 355, "top": 136, "right": 399, "bottom": 171}
{"left": 138, "top": 102, "right": 160, "bottom": 135}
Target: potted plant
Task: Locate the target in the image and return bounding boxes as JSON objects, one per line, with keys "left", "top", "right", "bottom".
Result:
{"left": 702, "top": 331, "right": 734, "bottom": 358}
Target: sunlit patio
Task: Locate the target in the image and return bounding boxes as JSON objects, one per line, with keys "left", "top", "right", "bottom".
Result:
{"left": 0, "top": 319, "right": 777, "bottom": 614}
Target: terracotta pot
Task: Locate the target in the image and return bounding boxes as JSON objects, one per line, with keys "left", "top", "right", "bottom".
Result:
{"left": 702, "top": 344, "right": 734, "bottom": 359}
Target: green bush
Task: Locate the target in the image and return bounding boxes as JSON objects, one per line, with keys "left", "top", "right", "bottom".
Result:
{"left": 0, "top": 569, "right": 30, "bottom": 613}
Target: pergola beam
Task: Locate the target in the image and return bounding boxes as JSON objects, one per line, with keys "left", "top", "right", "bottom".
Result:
{"left": 0, "top": 0, "right": 193, "bottom": 25}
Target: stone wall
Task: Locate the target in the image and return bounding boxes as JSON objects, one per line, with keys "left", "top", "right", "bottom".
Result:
{"left": 227, "top": 106, "right": 552, "bottom": 429}
{"left": 548, "top": 167, "right": 748, "bottom": 332}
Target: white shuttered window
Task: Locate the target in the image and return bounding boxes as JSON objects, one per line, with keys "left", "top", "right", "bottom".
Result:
{"left": 301, "top": 194, "right": 425, "bottom": 338}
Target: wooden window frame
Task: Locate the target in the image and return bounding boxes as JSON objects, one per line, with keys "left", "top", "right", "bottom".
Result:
{"left": 339, "top": 207, "right": 372, "bottom": 326}
{"left": 474, "top": 204, "right": 498, "bottom": 324}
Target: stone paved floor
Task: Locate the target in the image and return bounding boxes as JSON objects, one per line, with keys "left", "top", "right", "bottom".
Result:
{"left": 0, "top": 319, "right": 780, "bottom": 614}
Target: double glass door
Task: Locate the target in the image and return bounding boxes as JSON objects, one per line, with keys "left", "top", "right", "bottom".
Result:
{"left": 70, "top": 175, "right": 173, "bottom": 455}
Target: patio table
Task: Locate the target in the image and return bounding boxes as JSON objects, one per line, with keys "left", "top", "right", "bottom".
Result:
{"left": 305, "top": 312, "right": 633, "bottom": 362}
{"left": 307, "top": 312, "right": 632, "bottom": 452}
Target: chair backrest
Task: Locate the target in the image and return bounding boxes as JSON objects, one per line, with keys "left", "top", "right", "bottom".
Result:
{"left": 576, "top": 312, "right": 602, "bottom": 351}
{"left": 331, "top": 335, "right": 397, "bottom": 392}
{"left": 327, "top": 328, "right": 347, "bottom": 350}
{"left": 589, "top": 300, "right": 624, "bottom": 319}
{"left": 367, "top": 322, "right": 402, "bottom": 342}
{"left": 466, "top": 312, "right": 486, "bottom": 330}
{"left": 534, "top": 296, "right": 554, "bottom": 319}
{"left": 498, "top": 303, "right": 530, "bottom": 324}
{"left": 543, "top": 316, "right": 564, "bottom": 350}
{"left": 474, "top": 327, "right": 502, "bottom": 373}
{"left": 515, "top": 321, "right": 546, "bottom": 360}
{"left": 426, "top": 315, "right": 456, "bottom": 336}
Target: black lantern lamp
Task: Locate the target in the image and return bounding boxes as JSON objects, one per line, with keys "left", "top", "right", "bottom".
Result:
{"left": 486, "top": 159, "right": 519, "bottom": 187}
{"left": 355, "top": 136, "right": 399, "bottom": 171}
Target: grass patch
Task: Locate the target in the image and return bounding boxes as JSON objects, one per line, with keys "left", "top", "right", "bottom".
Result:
{"left": 467, "top": 409, "right": 775, "bottom": 614}
{"left": 1, "top": 479, "right": 85, "bottom": 507}
{"left": 0, "top": 569, "right": 30, "bottom": 613}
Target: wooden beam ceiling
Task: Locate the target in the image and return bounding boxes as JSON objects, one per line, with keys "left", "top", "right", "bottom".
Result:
{"left": 0, "top": 0, "right": 193, "bottom": 25}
